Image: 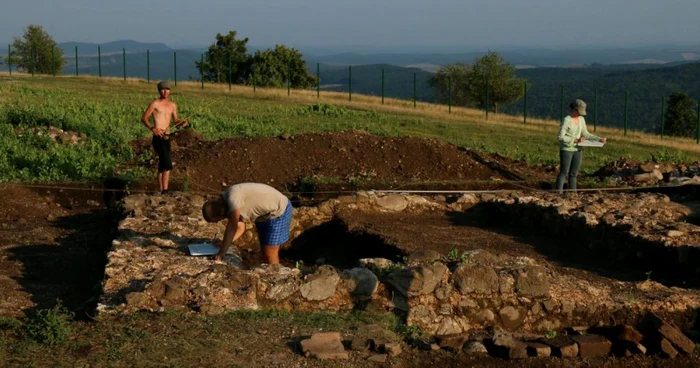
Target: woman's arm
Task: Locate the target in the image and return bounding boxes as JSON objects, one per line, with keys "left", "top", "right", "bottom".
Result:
{"left": 580, "top": 118, "right": 601, "bottom": 141}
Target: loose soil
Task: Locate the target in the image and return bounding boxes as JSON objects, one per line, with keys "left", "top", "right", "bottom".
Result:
{"left": 1, "top": 131, "right": 699, "bottom": 366}
{"left": 127, "top": 130, "right": 557, "bottom": 194}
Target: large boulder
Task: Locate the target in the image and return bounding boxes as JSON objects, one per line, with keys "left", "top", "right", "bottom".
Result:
{"left": 300, "top": 266, "right": 341, "bottom": 301}
{"left": 386, "top": 263, "right": 448, "bottom": 297}
{"left": 451, "top": 264, "right": 499, "bottom": 295}
{"left": 341, "top": 268, "right": 379, "bottom": 298}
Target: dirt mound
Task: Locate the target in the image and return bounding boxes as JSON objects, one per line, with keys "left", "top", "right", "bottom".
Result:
{"left": 593, "top": 158, "right": 700, "bottom": 186}
{"left": 129, "top": 127, "right": 205, "bottom": 156}
{"left": 128, "top": 130, "right": 551, "bottom": 194}
{"left": 170, "top": 128, "right": 205, "bottom": 149}
{"left": 593, "top": 158, "right": 644, "bottom": 178}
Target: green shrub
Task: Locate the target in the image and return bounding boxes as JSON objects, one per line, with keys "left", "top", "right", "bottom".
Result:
{"left": 22, "top": 304, "right": 74, "bottom": 346}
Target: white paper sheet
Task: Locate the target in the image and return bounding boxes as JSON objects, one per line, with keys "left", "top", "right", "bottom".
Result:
{"left": 576, "top": 141, "right": 605, "bottom": 147}
{"left": 188, "top": 243, "right": 233, "bottom": 256}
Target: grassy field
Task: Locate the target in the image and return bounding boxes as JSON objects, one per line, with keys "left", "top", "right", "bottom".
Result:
{"left": 1, "top": 72, "right": 699, "bottom": 183}
{"left": 0, "top": 308, "right": 410, "bottom": 367}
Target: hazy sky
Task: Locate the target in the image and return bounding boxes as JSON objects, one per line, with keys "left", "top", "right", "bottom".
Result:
{"left": 3, "top": 0, "right": 700, "bottom": 50}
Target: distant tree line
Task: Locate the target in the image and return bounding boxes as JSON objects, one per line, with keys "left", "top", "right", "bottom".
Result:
{"left": 503, "top": 63, "right": 700, "bottom": 137}
{"left": 6, "top": 25, "right": 316, "bottom": 89}
{"left": 195, "top": 31, "right": 316, "bottom": 88}
{"left": 7, "top": 25, "right": 700, "bottom": 138}
{"left": 7, "top": 25, "right": 66, "bottom": 74}
{"left": 428, "top": 51, "right": 528, "bottom": 113}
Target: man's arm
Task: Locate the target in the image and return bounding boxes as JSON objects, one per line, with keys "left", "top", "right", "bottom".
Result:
{"left": 215, "top": 208, "right": 242, "bottom": 260}
{"left": 141, "top": 100, "right": 163, "bottom": 136}
{"left": 172, "top": 104, "right": 188, "bottom": 127}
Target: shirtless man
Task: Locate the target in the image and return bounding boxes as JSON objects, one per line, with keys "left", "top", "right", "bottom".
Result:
{"left": 141, "top": 81, "right": 188, "bottom": 194}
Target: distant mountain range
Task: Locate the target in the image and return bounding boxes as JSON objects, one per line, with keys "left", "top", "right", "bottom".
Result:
{"left": 58, "top": 40, "right": 173, "bottom": 55}
{"left": 304, "top": 47, "right": 700, "bottom": 71}
{"left": 3, "top": 39, "right": 700, "bottom": 68}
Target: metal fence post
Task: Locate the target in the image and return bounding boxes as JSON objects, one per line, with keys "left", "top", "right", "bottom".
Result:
{"left": 523, "top": 83, "right": 527, "bottom": 124}
{"left": 697, "top": 102, "right": 700, "bottom": 144}
{"left": 624, "top": 91, "right": 629, "bottom": 136}
{"left": 560, "top": 85, "right": 564, "bottom": 121}
{"left": 485, "top": 80, "right": 490, "bottom": 120}
{"left": 348, "top": 65, "right": 352, "bottom": 102}
{"left": 51, "top": 46, "right": 55, "bottom": 76}
{"left": 98, "top": 45, "right": 102, "bottom": 77}
{"left": 174, "top": 51, "right": 177, "bottom": 87}
{"left": 146, "top": 50, "right": 150, "bottom": 83}
{"left": 30, "top": 47, "right": 35, "bottom": 76}
{"left": 381, "top": 69, "right": 385, "bottom": 105}
{"left": 316, "top": 63, "right": 320, "bottom": 98}
{"left": 75, "top": 46, "right": 78, "bottom": 76}
{"left": 413, "top": 72, "right": 416, "bottom": 108}
{"left": 661, "top": 96, "right": 665, "bottom": 139}
{"left": 200, "top": 54, "right": 204, "bottom": 89}
{"left": 287, "top": 60, "right": 290, "bottom": 96}
{"left": 253, "top": 62, "right": 256, "bottom": 92}
{"left": 448, "top": 77, "right": 452, "bottom": 114}
{"left": 7, "top": 44, "right": 11, "bottom": 75}
{"left": 593, "top": 89, "right": 598, "bottom": 132}
{"left": 228, "top": 53, "right": 232, "bottom": 91}
{"left": 122, "top": 48, "right": 126, "bottom": 80}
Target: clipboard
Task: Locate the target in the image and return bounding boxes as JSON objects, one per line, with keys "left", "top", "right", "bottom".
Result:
{"left": 576, "top": 141, "right": 605, "bottom": 147}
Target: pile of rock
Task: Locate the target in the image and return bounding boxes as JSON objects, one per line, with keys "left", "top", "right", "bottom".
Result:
{"left": 481, "top": 192, "right": 700, "bottom": 282}
{"left": 15, "top": 125, "right": 87, "bottom": 145}
{"left": 299, "top": 331, "right": 403, "bottom": 362}
{"left": 597, "top": 158, "right": 700, "bottom": 186}
{"left": 102, "top": 191, "right": 700, "bottom": 362}
{"left": 422, "top": 312, "right": 695, "bottom": 360}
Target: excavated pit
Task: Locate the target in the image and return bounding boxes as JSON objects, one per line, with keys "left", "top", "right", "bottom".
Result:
{"left": 100, "top": 191, "right": 700, "bottom": 340}
{"left": 281, "top": 219, "right": 405, "bottom": 270}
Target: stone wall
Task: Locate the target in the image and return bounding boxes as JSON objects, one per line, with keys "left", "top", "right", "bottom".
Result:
{"left": 100, "top": 191, "right": 700, "bottom": 335}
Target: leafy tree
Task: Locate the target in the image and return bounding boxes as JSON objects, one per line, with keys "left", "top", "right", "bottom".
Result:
{"left": 664, "top": 91, "right": 697, "bottom": 137}
{"left": 11, "top": 25, "right": 65, "bottom": 74}
{"left": 466, "top": 51, "right": 526, "bottom": 113}
{"left": 195, "top": 31, "right": 249, "bottom": 83}
{"left": 250, "top": 45, "right": 316, "bottom": 88}
{"left": 428, "top": 63, "right": 472, "bottom": 106}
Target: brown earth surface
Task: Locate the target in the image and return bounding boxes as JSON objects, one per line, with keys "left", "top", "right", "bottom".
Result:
{"left": 126, "top": 129, "right": 556, "bottom": 194}
{"left": 2, "top": 131, "right": 700, "bottom": 366}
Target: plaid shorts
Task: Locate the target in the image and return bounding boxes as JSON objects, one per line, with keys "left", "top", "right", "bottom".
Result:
{"left": 256, "top": 202, "right": 293, "bottom": 246}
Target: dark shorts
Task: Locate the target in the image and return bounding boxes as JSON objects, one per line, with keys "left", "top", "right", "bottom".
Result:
{"left": 256, "top": 202, "right": 293, "bottom": 247}
{"left": 152, "top": 135, "right": 173, "bottom": 173}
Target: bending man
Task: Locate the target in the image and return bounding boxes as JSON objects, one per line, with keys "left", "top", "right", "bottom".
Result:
{"left": 202, "top": 183, "right": 293, "bottom": 264}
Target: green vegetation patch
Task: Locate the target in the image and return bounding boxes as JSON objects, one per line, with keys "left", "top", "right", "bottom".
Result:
{"left": 1, "top": 76, "right": 700, "bottom": 184}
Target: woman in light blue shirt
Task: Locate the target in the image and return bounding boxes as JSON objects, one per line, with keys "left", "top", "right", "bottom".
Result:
{"left": 556, "top": 99, "right": 607, "bottom": 193}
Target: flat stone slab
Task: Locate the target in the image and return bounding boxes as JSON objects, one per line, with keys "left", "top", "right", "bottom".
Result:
{"left": 300, "top": 332, "right": 349, "bottom": 360}
{"left": 526, "top": 342, "right": 551, "bottom": 358}
{"left": 571, "top": 334, "right": 612, "bottom": 358}
{"left": 645, "top": 313, "right": 695, "bottom": 354}
{"left": 539, "top": 335, "right": 579, "bottom": 358}
{"left": 435, "top": 333, "right": 469, "bottom": 352}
